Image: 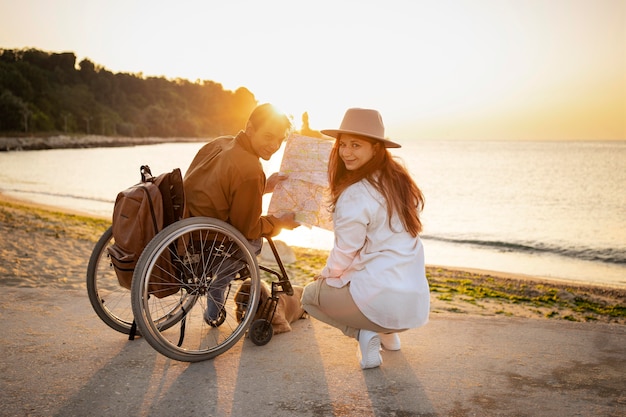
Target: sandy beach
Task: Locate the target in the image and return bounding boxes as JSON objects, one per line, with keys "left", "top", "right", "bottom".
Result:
{"left": 1, "top": 194, "right": 626, "bottom": 416}
{"left": 1, "top": 194, "right": 624, "bottom": 324}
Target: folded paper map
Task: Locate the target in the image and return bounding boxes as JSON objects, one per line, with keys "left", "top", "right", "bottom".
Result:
{"left": 268, "top": 134, "right": 334, "bottom": 231}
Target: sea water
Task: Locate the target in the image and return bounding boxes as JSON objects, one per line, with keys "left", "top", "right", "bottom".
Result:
{"left": 1, "top": 139, "right": 624, "bottom": 288}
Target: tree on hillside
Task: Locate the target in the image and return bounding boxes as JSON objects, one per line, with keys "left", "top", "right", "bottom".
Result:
{"left": 0, "top": 47, "right": 258, "bottom": 138}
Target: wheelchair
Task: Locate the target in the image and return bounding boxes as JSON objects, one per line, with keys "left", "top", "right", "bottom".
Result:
{"left": 86, "top": 226, "right": 136, "bottom": 335}
{"left": 86, "top": 216, "right": 294, "bottom": 362}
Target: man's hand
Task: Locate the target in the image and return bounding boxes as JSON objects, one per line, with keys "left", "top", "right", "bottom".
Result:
{"left": 265, "top": 172, "right": 288, "bottom": 194}
{"left": 272, "top": 212, "right": 300, "bottom": 230}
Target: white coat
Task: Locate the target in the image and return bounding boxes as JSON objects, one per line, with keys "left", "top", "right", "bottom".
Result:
{"left": 321, "top": 179, "right": 430, "bottom": 329}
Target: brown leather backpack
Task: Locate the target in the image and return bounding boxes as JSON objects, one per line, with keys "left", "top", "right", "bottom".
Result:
{"left": 107, "top": 165, "right": 184, "bottom": 298}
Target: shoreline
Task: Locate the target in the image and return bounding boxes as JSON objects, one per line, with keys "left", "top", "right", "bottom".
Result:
{"left": 0, "top": 191, "right": 608, "bottom": 289}
{"left": 3, "top": 135, "right": 624, "bottom": 290}
{"left": 1, "top": 191, "right": 621, "bottom": 291}
{"left": 0, "top": 190, "right": 111, "bottom": 220}
{"left": 1, "top": 193, "right": 624, "bottom": 324}
{"left": 0, "top": 135, "right": 206, "bottom": 152}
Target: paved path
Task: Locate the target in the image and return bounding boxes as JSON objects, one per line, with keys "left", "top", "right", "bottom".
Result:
{"left": 1, "top": 287, "right": 625, "bottom": 417}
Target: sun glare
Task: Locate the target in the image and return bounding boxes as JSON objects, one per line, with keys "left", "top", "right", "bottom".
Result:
{"left": 1, "top": 0, "right": 623, "bottom": 141}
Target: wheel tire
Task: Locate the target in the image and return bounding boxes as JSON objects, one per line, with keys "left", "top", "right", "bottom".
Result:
{"left": 249, "top": 319, "right": 273, "bottom": 346}
{"left": 86, "top": 227, "right": 137, "bottom": 334}
{"left": 131, "top": 216, "right": 261, "bottom": 362}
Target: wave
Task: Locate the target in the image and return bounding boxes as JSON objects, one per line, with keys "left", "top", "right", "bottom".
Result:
{"left": 0, "top": 188, "right": 115, "bottom": 204}
{"left": 422, "top": 235, "right": 626, "bottom": 265}
{"left": 4, "top": 186, "right": 625, "bottom": 267}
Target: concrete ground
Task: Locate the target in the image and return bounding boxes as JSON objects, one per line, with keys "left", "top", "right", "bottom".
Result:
{"left": 1, "top": 287, "right": 625, "bottom": 417}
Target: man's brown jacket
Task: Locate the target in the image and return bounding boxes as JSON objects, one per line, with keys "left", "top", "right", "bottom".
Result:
{"left": 183, "top": 131, "right": 278, "bottom": 240}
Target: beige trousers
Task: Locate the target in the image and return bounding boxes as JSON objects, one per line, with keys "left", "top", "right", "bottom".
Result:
{"left": 301, "top": 278, "right": 397, "bottom": 339}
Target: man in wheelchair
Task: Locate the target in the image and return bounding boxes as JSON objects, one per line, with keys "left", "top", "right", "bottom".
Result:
{"left": 183, "top": 103, "right": 301, "bottom": 325}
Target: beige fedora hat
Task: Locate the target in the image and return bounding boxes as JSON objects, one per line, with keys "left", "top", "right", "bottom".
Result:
{"left": 321, "top": 108, "right": 401, "bottom": 148}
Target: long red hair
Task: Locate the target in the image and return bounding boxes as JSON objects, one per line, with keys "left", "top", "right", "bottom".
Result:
{"left": 327, "top": 135, "right": 425, "bottom": 236}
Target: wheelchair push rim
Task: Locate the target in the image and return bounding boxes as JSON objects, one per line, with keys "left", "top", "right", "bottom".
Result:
{"left": 131, "top": 217, "right": 261, "bottom": 362}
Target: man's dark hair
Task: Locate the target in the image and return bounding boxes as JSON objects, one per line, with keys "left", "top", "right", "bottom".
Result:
{"left": 248, "top": 103, "right": 291, "bottom": 132}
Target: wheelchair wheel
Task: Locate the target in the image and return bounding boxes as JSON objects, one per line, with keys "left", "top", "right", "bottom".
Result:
{"left": 131, "top": 217, "right": 261, "bottom": 362}
{"left": 86, "top": 227, "right": 195, "bottom": 335}
{"left": 249, "top": 319, "right": 273, "bottom": 346}
{"left": 86, "top": 227, "right": 135, "bottom": 334}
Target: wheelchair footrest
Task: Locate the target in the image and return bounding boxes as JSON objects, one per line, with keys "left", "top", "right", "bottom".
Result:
{"left": 259, "top": 297, "right": 278, "bottom": 322}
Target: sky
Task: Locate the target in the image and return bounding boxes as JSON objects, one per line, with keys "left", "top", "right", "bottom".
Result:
{"left": 1, "top": 0, "right": 624, "bottom": 141}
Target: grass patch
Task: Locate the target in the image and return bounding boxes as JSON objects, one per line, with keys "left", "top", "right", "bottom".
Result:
{"left": 427, "top": 267, "right": 626, "bottom": 323}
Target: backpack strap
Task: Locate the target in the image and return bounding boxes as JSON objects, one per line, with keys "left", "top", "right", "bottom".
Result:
{"left": 138, "top": 184, "right": 160, "bottom": 234}
{"left": 158, "top": 174, "right": 176, "bottom": 227}
{"left": 154, "top": 168, "right": 185, "bottom": 227}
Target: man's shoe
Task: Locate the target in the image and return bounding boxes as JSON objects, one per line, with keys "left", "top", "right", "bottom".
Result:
{"left": 357, "top": 330, "right": 382, "bottom": 369}
{"left": 379, "top": 333, "right": 401, "bottom": 351}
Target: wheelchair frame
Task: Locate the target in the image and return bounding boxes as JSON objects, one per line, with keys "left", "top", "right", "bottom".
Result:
{"left": 86, "top": 216, "right": 294, "bottom": 362}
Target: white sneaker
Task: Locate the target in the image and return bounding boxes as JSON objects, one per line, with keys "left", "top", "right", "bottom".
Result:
{"left": 357, "top": 330, "right": 382, "bottom": 369}
{"left": 379, "top": 333, "right": 401, "bottom": 351}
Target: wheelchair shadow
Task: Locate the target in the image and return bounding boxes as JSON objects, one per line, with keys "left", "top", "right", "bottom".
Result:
{"left": 50, "top": 336, "right": 188, "bottom": 417}
{"left": 53, "top": 319, "right": 434, "bottom": 417}
{"left": 133, "top": 319, "right": 436, "bottom": 416}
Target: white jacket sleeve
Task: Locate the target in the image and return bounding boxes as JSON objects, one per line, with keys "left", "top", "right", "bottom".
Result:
{"left": 321, "top": 183, "right": 371, "bottom": 284}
